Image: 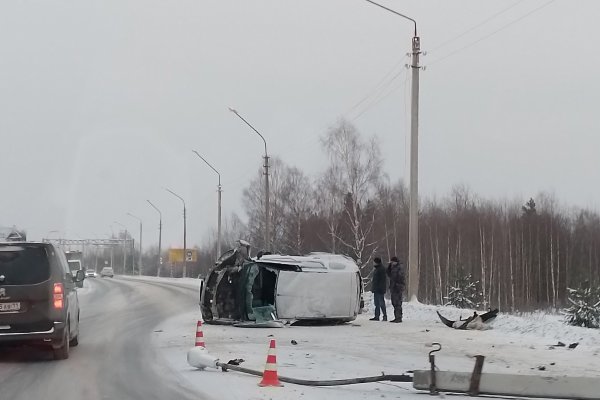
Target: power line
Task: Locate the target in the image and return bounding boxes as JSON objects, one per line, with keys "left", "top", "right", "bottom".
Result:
{"left": 429, "top": 0, "right": 556, "bottom": 66}
{"left": 343, "top": 58, "right": 406, "bottom": 117}
{"left": 430, "top": 0, "right": 525, "bottom": 52}
{"left": 351, "top": 69, "right": 408, "bottom": 121}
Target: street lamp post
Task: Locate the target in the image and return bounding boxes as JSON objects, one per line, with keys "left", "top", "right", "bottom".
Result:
{"left": 365, "top": 0, "right": 421, "bottom": 302}
{"left": 113, "top": 221, "right": 130, "bottom": 274}
{"left": 228, "top": 107, "right": 270, "bottom": 251}
{"left": 192, "top": 150, "right": 222, "bottom": 260}
{"left": 127, "top": 212, "right": 143, "bottom": 276}
{"left": 107, "top": 228, "right": 115, "bottom": 269}
{"left": 147, "top": 200, "right": 162, "bottom": 277}
{"left": 165, "top": 188, "right": 187, "bottom": 277}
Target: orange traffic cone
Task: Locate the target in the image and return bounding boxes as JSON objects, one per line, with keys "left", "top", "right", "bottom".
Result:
{"left": 258, "top": 339, "right": 283, "bottom": 387}
{"left": 194, "top": 320, "right": 205, "bottom": 348}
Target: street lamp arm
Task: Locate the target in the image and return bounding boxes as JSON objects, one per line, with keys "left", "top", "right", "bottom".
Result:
{"left": 192, "top": 150, "right": 221, "bottom": 186}
{"left": 127, "top": 212, "right": 142, "bottom": 223}
{"left": 147, "top": 200, "right": 162, "bottom": 218}
{"left": 228, "top": 107, "right": 268, "bottom": 156}
{"left": 113, "top": 221, "right": 126, "bottom": 229}
{"left": 364, "top": 0, "right": 417, "bottom": 36}
{"left": 165, "top": 188, "right": 186, "bottom": 207}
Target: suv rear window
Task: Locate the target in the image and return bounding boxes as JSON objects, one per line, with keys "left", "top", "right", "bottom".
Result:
{"left": 0, "top": 245, "right": 51, "bottom": 285}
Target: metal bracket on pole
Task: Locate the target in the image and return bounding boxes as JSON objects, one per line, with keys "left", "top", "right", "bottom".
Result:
{"left": 428, "top": 342, "right": 441, "bottom": 395}
{"left": 469, "top": 355, "right": 485, "bottom": 396}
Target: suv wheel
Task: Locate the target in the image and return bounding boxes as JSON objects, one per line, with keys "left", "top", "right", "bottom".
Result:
{"left": 53, "top": 323, "right": 70, "bottom": 360}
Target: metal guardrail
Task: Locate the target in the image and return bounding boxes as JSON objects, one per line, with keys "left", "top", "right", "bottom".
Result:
{"left": 42, "top": 238, "right": 133, "bottom": 246}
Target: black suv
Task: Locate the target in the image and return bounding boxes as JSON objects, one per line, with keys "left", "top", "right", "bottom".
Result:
{"left": 0, "top": 242, "right": 83, "bottom": 359}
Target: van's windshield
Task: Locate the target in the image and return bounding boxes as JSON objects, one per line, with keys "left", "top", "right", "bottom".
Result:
{"left": 0, "top": 245, "right": 50, "bottom": 285}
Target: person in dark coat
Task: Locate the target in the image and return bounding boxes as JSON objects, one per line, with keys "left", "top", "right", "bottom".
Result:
{"left": 387, "top": 256, "right": 405, "bottom": 323}
{"left": 370, "top": 257, "right": 387, "bottom": 321}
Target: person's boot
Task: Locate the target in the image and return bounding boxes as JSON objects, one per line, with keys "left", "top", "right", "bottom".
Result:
{"left": 393, "top": 308, "right": 403, "bottom": 323}
{"left": 369, "top": 316, "right": 379, "bottom": 321}
{"left": 391, "top": 309, "right": 403, "bottom": 322}
{"left": 382, "top": 315, "right": 388, "bottom": 321}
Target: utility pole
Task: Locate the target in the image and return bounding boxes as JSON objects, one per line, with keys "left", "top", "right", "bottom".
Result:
{"left": 127, "top": 213, "right": 143, "bottom": 276}
{"left": 228, "top": 107, "right": 270, "bottom": 251}
{"left": 407, "top": 34, "right": 421, "bottom": 302}
{"left": 130, "top": 238, "right": 135, "bottom": 275}
{"left": 264, "top": 153, "right": 270, "bottom": 252}
{"left": 166, "top": 188, "right": 187, "bottom": 277}
{"left": 183, "top": 206, "right": 187, "bottom": 277}
{"left": 138, "top": 227, "right": 142, "bottom": 274}
{"left": 147, "top": 200, "right": 162, "bottom": 277}
{"left": 113, "top": 221, "right": 128, "bottom": 274}
{"left": 192, "top": 151, "right": 223, "bottom": 259}
{"left": 123, "top": 232, "right": 127, "bottom": 273}
{"left": 365, "top": 0, "right": 421, "bottom": 301}
{"left": 217, "top": 182, "right": 222, "bottom": 256}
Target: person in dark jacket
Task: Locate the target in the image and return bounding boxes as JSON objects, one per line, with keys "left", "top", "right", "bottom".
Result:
{"left": 370, "top": 257, "right": 387, "bottom": 321}
{"left": 387, "top": 256, "right": 405, "bottom": 323}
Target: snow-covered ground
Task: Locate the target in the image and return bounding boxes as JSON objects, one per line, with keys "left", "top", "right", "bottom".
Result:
{"left": 142, "top": 277, "right": 600, "bottom": 400}
{"left": 117, "top": 274, "right": 203, "bottom": 290}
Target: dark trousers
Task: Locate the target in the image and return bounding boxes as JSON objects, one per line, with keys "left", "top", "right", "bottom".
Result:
{"left": 391, "top": 290, "right": 403, "bottom": 320}
{"left": 373, "top": 293, "right": 387, "bottom": 318}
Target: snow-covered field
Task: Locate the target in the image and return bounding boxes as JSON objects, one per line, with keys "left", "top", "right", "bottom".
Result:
{"left": 138, "top": 276, "right": 600, "bottom": 400}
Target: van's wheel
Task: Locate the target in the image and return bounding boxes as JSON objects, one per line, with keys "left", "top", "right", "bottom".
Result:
{"left": 70, "top": 314, "right": 80, "bottom": 347}
{"left": 54, "top": 324, "right": 70, "bottom": 360}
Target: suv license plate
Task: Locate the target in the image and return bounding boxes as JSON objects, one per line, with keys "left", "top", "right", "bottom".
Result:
{"left": 0, "top": 302, "right": 21, "bottom": 312}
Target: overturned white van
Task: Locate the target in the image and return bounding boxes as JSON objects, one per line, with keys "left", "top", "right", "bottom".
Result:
{"left": 200, "top": 245, "right": 363, "bottom": 326}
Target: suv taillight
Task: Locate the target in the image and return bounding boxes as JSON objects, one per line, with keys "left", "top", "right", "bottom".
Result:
{"left": 53, "top": 283, "right": 64, "bottom": 309}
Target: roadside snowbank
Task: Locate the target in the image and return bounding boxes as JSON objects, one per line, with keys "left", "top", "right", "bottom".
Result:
{"left": 364, "top": 292, "right": 600, "bottom": 346}
{"left": 151, "top": 285, "right": 600, "bottom": 400}
{"left": 118, "top": 275, "right": 201, "bottom": 290}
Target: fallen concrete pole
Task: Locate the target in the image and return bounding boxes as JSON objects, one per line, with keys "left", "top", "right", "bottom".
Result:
{"left": 187, "top": 346, "right": 413, "bottom": 386}
{"left": 413, "top": 370, "right": 600, "bottom": 399}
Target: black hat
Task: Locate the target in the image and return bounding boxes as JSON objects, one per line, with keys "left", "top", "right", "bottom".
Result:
{"left": 391, "top": 256, "right": 399, "bottom": 262}
{"left": 374, "top": 257, "right": 382, "bottom": 263}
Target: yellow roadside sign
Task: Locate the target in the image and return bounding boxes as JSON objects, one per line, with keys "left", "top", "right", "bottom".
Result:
{"left": 169, "top": 248, "right": 197, "bottom": 263}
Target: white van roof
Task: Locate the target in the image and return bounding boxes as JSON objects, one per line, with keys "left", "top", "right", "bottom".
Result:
{"left": 255, "top": 253, "right": 359, "bottom": 273}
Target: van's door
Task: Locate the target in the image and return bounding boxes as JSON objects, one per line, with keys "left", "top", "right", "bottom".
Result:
{"left": 0, "top": 245, "right": 53, "bottom": 334}
{"left": 275, "top": 271, "right": 352, "bottom": 319}
{"left": 55, "top": 248, "right": 79, "bottom": 335}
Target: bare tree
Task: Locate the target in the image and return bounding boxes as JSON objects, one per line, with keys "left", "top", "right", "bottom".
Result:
{"left": 198, "top": 212, "right": 249, "bottom": 265}
{"left": 242, "top": 157, "right": 287, "bottom": 251}
{"left": 212, "top": 132, "right": 600, "bottom": 311}
{"left": 321, "top": 119, "right": 383, "bottom": 278}
{"left": 279, "top": 166, "right": 314, "bottom": 254}
{"left": 315, "top": 165, "right": 344, "bottom": 253}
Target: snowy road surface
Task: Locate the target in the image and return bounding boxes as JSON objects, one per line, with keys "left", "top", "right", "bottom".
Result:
{"left": 1, "top": 276, "right": 598, "bottom": 400}
{"left": 0, "top": 277, "right": 201, "bottom": 400}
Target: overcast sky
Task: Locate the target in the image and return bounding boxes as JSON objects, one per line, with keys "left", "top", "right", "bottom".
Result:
{"left": 1, "top": 0, "right": 598, "bottom": 249}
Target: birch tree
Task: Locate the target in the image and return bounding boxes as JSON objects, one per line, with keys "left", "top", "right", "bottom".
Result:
{"left": 320, "top": 119, "right": 383, "bottom": 278}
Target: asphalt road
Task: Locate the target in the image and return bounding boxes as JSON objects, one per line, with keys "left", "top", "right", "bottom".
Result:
{"left": 0, "top": 277, "right": 201, "bottom": 400}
